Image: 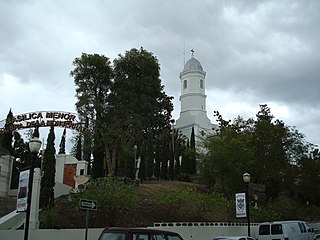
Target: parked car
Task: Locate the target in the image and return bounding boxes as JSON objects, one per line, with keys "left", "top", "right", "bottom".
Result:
{"left": 97, "top": 227, "right": 184, "bottom": 240}
{"left": 314, "top": 233, "right": 320, "bottom": 240}
{"left": 212, "top": 237, "right": 255, "bottom": 240}
{"left": 258, "top": 221, "right": 314, "bottom": 240}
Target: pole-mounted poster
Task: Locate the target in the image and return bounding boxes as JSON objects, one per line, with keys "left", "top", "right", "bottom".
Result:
{"left": 16, "top": 169, "right": 30, "bottom": 212}
{"left": 235, "top": 192, "right": 247, "bottom": 218}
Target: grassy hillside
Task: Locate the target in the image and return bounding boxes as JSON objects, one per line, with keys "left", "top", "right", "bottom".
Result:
{"left": 39, "top": 180, "right": 320, "bottom": 229}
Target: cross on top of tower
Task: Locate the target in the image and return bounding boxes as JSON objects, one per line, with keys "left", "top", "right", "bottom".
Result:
{"left": 191, "top": 49, "right": 194, "bottom": 57}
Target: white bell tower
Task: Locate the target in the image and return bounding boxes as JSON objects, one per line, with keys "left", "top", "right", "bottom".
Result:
{"left": 175, "top": 51, "right": 215, "bottom": 139}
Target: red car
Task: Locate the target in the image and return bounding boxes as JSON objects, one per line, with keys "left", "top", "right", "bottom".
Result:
{"left": 98, "top": 227, "right": 184, "bottom": 240}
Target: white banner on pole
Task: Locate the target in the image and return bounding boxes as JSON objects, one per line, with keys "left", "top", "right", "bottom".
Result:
{"left": 235, "top": 192, "right": 247, "bottom": 218}
{"left": 16, "top": 169, "right": 30, "bottom": 212}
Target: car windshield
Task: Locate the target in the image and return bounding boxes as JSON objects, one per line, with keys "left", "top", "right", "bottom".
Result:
{"left": 259, "top": 225, "right": 270, "bottom": 235}
{"left": 99, "top": 232, "right": 126, "bottom": 240}
{"left": 167, "top": 235, "right": 184, "bottom": 240}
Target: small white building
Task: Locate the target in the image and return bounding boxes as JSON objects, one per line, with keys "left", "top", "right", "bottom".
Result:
{"left": 55, "top": 154, "right": 88, "bottom": 188}
{"left": 0, "top": 153, "right": 88, "bottom": 197}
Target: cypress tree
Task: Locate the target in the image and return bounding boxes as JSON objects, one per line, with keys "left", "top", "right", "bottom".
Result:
{"left": 190, "top": 127, "right": 196, "bottom": 174}
{"left": 181, "top": 139, "right": 190, "bottom": 174}
{"left": 75, "top": 133, "right": 82, "bottom": 160}
{"left": 58, "top": 128, "right": 66, "bottom": 154}
{"left": 33, "top": 127, "right": 40, "bottom": 138}
{"left": 40, "top": 126, "right": 56, "bottom": 209}
{"left": 0, "top": 109, "right": 14, "bottom": 155}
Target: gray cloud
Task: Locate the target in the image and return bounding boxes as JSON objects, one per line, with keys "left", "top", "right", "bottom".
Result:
{"left": 0, "top": 0, "right": 319, "bottom": 147}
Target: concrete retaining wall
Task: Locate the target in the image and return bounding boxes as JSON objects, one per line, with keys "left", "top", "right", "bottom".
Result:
{"left": 0, "top": 222, "right": 260, "bottom": 240}
{"left": 1, "top": 221, "right": 319, "bottom": 240}
{"left": 150, "top": 222, "right": 259, "bottom": 239}
{"left": 0, "top": 228, "right": 104, "bottom": 240}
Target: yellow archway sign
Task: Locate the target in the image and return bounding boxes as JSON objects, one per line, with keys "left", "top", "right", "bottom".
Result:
{"left": 0, "top": 111, "right": 87, "bottom": 133}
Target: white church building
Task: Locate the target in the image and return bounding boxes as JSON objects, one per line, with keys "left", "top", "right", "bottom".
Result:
{"left": 175, "top": 52, "right": 218, "bottom": 139}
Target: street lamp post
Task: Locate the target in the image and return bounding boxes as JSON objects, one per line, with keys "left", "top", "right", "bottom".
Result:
{"left": 134, "top": 145, "right": 137, "bottom": 163}
{"left": 24, "top": 137, "right": 42, "bottom": 240}
{"left": 243, "top": 172, "right": 251, "bottom": 237}
{"left": 134, "top": 145, "right": 138, "bottom": 180}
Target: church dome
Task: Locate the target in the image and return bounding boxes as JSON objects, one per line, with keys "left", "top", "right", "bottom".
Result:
{"left": 184, "top": 56, "right": 203, "bottom": 71}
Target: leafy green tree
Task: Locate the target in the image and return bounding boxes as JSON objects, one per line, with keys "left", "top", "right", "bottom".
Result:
{"left": 105, "top": 47, "right": 173, "bottom": 177}
{"left": 199, "top": 105, "right": 318, "bottom": 204}
{"left": 70, "top": 53, "right": 113, "bottom": 177}
{"left": 198, "top": 112, "right": 254, "bottom": 194}
{"left": 252, "top": 104, "right": 289, "bottom": 202}
{"left": 71, "top": 49, "right": 173, "bottom": 178}
{"left": 40, "top": 126, "right": 56, "bottom": 209}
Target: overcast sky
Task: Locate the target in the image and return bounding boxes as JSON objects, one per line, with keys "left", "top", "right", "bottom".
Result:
{"left": 0, "top": 0, "right": 319, "bottom": 150}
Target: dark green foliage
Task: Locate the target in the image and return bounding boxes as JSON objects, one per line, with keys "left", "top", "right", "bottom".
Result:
{"left": 252, "top": 104, "right": 288, "bottom": 201}
{"left": 39, "top": 207, "right": 61, "bottom": 228}
{"left": 13, "top": 131, "right": 30, "bottom": 167}
{"left": 71, "top": 49, "right": 174, "bottom": 178}
{"left": 156, "top": 187, "right": 233, "bottom": 221}
{"left": 92, "top": 130, "right": 105, "bottom": 178}
{"left": 40, "top": 126, "right": 56, "bottom": 209}
{"left": 10, "top": 131, "right": 31, "bottom": 188}
{"left": 181, "top": 139, "right": 191, "bottom": 175}
{"left": 142, "top": 133, "right": 154, "bottom": 180}
{"left": 199, "top": 115, "right": 254, "bottom": 194}
{"left": 72, "top": 177, "right": 138, "bottom": 227}
{"left": 0, "top": 109, "right": 14, "bottom": 155}
{"left": 100, "top": 47, "right": 173, "bottom": 177}
{"left": 33, "top": 127, "right": 40, "bottom": 138}
{"left": 295, "top": 152, "right": 320, "bottom": 204}
{"left": 58, "top": 128, "right": 66, "bottom": 154}
{"left": 71, "top": 53, "right": 113, "bottom": 178}
{"left": 190, "top": 127, "right": 196, "bottom": 174}
{"left": 155, "top": 130, "right": 171, "bottom": 179}
{"left": 111, "top": 47, "right": 173, "bottom": 137}
{"left": 75, "top": 133, "right": 82, "bottom": 160}
{"left": 199, "top": 105, "right": 320, "bottom": 205}
{"left": 70, "top": 53, "right": 112, "bottom": 118}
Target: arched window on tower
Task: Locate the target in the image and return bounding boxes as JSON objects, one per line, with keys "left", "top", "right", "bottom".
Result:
{"left": 183, "top": 80, "right": 187, "bottom": 89}
{"left": 200, "top": 79, "right": 203, "bottom": 89}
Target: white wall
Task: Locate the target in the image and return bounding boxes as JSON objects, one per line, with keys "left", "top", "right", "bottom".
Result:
{"left": 1, "top": 221, "right": 320, "bottom": 240}
{"left": 150, "top": 222, "right": 259, "bottom": 240}
{"left": 0, "top": 228, "right": 104, "bottom": 240}
{"left": 0, "top": 223, "right": 260, "bottom": 240}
